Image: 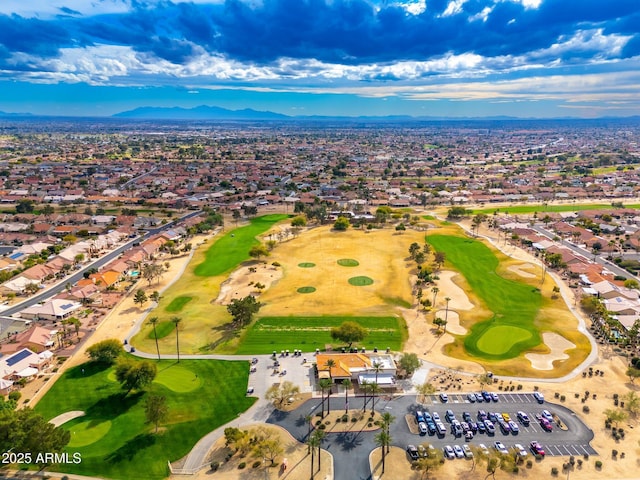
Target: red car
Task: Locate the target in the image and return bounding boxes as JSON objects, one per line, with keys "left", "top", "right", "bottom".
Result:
{"left": 530, "top": 441, "right": 546, "bottom": 456}
{"left": 540, "top": 418, "right": 553, "bottom": 431}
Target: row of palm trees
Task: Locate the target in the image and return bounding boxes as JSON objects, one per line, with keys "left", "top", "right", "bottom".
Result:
{"left": 148, "top": 315, "right": 182, "bottom": 362}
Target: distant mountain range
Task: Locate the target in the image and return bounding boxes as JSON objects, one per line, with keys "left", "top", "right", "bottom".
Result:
{"left": 0, "top": 110, "right": 32, "bottom": 117}
{"left": 113, "top": 105, "right": 290, "bottom": 120}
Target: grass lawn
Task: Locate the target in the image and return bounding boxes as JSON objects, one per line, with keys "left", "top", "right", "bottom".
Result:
{"left": 348, "top": 276, "right": 374, "bottom": 286}
{"left": 165, "top": 295, "right": 193, "bottom": 313}
{"left": 194, "top": 214, "right": 287, "bottom": 277}
{"left": 35, "top": 358, "right": 255, "bottom": 480}
{"left": 235, "top": 316, "right": 405, "bottom": 354}
{"left": 471, "top": 203, "right": 640, "bottom": 215}
{"left": 427, "top": 234, "right": 544, "bottom": 359}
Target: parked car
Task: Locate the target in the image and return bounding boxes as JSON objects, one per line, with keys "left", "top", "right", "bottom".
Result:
{"left": 436, "top": 422, "right": 447, "bottom": 436}
{"left": 451, "top": 420, "right": 463, "bottom": 436}
{"left": 462, "top": 444, "right": 474, "bottom": 458}
{"left": 494, "top": 441, "right": 509, "bottom": 455}
{"left": 490, "top": 392, "right": 499, "bottom": 402}
{"left": 477, "top": 410, "right": 488, "bottom": 422}
{"left": 415, "top": 410, "right": 426, "bottom": 423}
{"left": 501, "top": 412, "right": 511, "bottom": 422}
{"left": 498, "top": 420, "right": 510, "bottom": 434}
{"left": 478, "top": 443, "right": 490, "bottom": 455}
{"left": 481, "top": 390, "right": 492, "bottom": 402}
{"left": 407, "top": 444, "right": 419, "bottom": 461}
{"left": 530, "top": 441, "right": 546, "bottom": 456}
{"left": 514, "top": 443, "right": 528, "bottom": 458}
{"left": 533, "top": 392, "right": 545, "bottom": 404}
{"left": 445, "top": 409, "right": 456, "bottom": 422}
{"left": 443, "top": 445, "right": 455, "bottom": 459}
{"left": 517, "top": 411, "right": 530, "bottom": 425}
{"left": 462, "top": 412, "right": 472, "bottom": 423}
{"left": 484, "top": 420, "right": 496, "bottom": 434}
{"left": 475, "top": 393, "right": 484, "bottom": 402}
{"left": 540, "top": 418, "right": 553, "bottom": 431}
{"left": 440, "top": 393, "right": 449, "bottom": 403}
{"left": 488, "top": 412, "right": 500, "bottom": 423}
{"left": 476, "top": 421, "right": 486, "bottom": 433}
{"left": 464, "top": 430, "right": 474, "bottom": 441}
{"left": 467, "top": 393, "right": 476, "bottom": 402}
{"left": 468, "top": 421, "right": 478, "bottom": 432}
{"left": 508, "top": 420, "right": 519, "bottom": 433}
{"left": 541, "top": 410, "right": 553, "bottom": 422}
{"left": 432, "top": 412, "right": 441, "bottom": 422}
{"left": 417, "top": 444, "right": 428, "bottom": 458}
{"left": 453, "top": 445, "right": 464, "bottom": 458}
{"left": 418, "top": 422, "right": 428, "bottom": 435}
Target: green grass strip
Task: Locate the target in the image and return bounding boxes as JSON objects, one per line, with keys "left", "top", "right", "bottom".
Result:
{"left": 348, "top": 276, "right": 374, "bottom": 286}
{"left": 236, "top": 316, "right": 404, "bottom": 354}
{"left": 194, "top": 214, "right": 287, "bottom": 277}
{"left": 427, "top": 234, "right": 543, "bottom": 359}
{"left": 35, "top": 357, "right": 255, "bottom": 480}
{"left": 337, "top": 258, "right": 359, "bottom": 267}
{"left": 164, "top": 295, "right": 193, "bottom": 313}
{"left": 472, "top": 203, "right": 640, "bottom": 215}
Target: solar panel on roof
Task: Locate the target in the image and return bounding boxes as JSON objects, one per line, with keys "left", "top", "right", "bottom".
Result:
{"left": 60, "top": 303, "right": 74, "bottom": 310}
{"left": 8, "top": 252, "right": 23, "bottom": 259}
{"left": 6, "top": 349, "right": 31, "bottom": 367}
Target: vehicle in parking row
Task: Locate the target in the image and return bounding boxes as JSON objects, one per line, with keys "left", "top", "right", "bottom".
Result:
{"left": 477, "top": 410, "right": 488, "bottom": 422}
{"left": 530, "top": 441, "right": 545, "bottom": 456}
{"left": 514, "top": 443, "right": 528, "bottom": 458}
{"left": 498, "top": 420, "right": 510, "bottom": 434}
{"left": 541, "top": 410, "right": 553, "bottom": 422}
{"left": 540, "top": 418, "right": 553, "bottom": 431}
{"left": 445, "top": 409, "right": 456, "bottom": 422}
{"left": 533, "top": 392, "right": 545, "bottom": 403}
{"left": 517, "top": 411, "right": 530, "bottom": 425}
{"left": 463, "top": 411, "right": 472, "bottom": 423}
{"left": 436, "top": 422, "right": 447, "bottom": 436}
{"left": 407, "top": 444, "right": 419, "bottom": 461}
{"left": 481, "top": 391, "right": 492, "bottom": 402}
{"left": 508, "top": 420, "right": 519, "bottom": 433}
{"left": 484, "top": 420, "right": 496, "bottom": 434}
{"left": 478, "top": 443, "right": 490, "bottom": 455}
{"left": 416, "top": 410, "right": 425, "bottom": 423}
{"left": 417, "top": 444, "right": 428, "bottom": 458}
{"left": 462, "top": 444, "right": 474, "bottom": 458}
{"left": 501, "top": 412, "right": 511, "bottom": 422}
{"left": 453, "top": 445, "right": 464, "bottom": 458}
{"left": 418, "top": 421, "right": 428, "bottom": 435}
{"left": 494, "top": 441, "right": 509, "bottom": 455}
{"left": 490, "top": 392, "right": 499, "bottom": 402}
{"left": 443, "top": 445, "right": 455, "bottom": 459}
{"left": 432, "top": 412, "right": 441, "bottom": 422}
{"left": 440, "top": 393, "right": 449, "bottom": 403}
{"left": 467, "top": 392, "right": 476, "bottom": 402}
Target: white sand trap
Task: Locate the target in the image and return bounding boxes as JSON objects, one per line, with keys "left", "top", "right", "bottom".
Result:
{"left": 436, "top": 270, "right": 474, "bottom": 310}
{"left": 437, "top": 310, "right": 467, "bottom": 335}
{"left": 526, "top": 333, "right": 576, "bottom": 370}
{"left": 507, "top": 264, "right": 538, "bottom": 279}
{"left": 49, "top": 410, "right": 85, "bottom": 427}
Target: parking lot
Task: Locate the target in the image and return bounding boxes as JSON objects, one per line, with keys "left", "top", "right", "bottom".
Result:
{"left": 389, "top": 391, "right": 596, "bottom": 458}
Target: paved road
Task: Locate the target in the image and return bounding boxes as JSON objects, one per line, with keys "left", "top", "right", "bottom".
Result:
{"left": 2, "top": 210, "right": 203, "bottom": 317}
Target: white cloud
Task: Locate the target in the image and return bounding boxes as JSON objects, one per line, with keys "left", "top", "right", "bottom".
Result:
{"left": 442, "top": 0, "right": 467, "bottom": 17}
{"left": 0, "top": 0, "right": 132, "bottom": 18}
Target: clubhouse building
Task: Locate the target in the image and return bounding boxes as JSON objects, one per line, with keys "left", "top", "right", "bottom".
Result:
{"left": 315, "top": 352, "right": 397, "bottom": 389}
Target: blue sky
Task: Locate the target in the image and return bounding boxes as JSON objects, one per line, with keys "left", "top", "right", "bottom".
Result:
{"left": 0, "top": 0, "right": 639, "bottom": 118}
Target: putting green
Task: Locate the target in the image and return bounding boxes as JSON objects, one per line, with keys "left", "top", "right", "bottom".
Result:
{"left": 337, "top": 258, "right": 359, "bottom": 267}
{"left": 298, "top": 262, "right": 316, "bottom": 268}
{"left": 297, "top": 286, "right": 316, "bottom": 293}
{"left": 348, "top": 276, "right": 374, "bottom": 286}
{"left": 475, "top": 325, "right": 533, "bottom": 356}
{"left": 67, "top": 420, "right": 112, "bottom": 448}
{"left": 153, "top": 365, "right": 202, "bottom": 392}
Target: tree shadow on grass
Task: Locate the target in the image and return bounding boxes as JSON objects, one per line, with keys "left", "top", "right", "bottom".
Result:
{"left": 85, "top": 392, "right": 144, "bottom": 419}
{"left": 104, "top": 433, "right": 156, "bottom": 464}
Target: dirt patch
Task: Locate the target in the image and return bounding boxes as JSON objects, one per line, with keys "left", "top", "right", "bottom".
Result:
{"left": 185, "top": 424, "right": 332, "bottom": 480}
{"left": 215, "top": 263, "right": 283, "bottom": 305}
{"left": 508, "top": 264, "right": 538, "bottom": 279}
{"left": 49, "top": 410, "right": 85, "bottom": 427}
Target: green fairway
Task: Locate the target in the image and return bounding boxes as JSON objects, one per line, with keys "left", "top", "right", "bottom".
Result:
{"left": 427, "top": 234, "right": 543, "bottom": 359}
{"left": 194, "top": 214, "right": 288, "bottom": 277}
{"left": 297, "top": 286, "right": 316, "bottom": 293}
{"left": 298, "top": 262, "right": 316, "bottom": 268}
{"left": 472, "top": 203, "right": 640, "bottom": 215}
{"left": 235, "top": 316, "right": 405, "bottom": 354}
{"left": 337, "top": 258, "right": 359, "bottom": 267}
{"left": 147, "top": 320, "right": 174, "bottom": 340}
{"left": 35, "top": 358, "right": 255, "bottom": 480}
{"left": 348, "top": 276, "right": 374, "bottom": 286}
{"left": 165, "top": 295, "right": 193, "bottom": 313}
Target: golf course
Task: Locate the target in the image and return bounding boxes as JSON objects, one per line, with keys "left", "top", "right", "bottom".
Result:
{"left": 35, "top": 357, "right": 255, "bottom": 480}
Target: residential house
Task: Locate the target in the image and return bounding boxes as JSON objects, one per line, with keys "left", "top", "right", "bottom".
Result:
{"left": 19, "top": 299, "right": 82, "bottom": 322}
{"left": 0, "top": 347, "right": 52, "bottom": 382}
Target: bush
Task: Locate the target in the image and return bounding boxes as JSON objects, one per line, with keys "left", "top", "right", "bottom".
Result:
{"left": 238, "top": 462, "right": 246, "bottom": 470}
{"left": 351, "top": 417, "right": 357, "bottom": 422}
{"left": 526, "top": 460, "right": 533, "bottom": 469}
{"left": 272, "top": 261, "right": 281, "bottom": 267}
{"left": 8, "top": 391, "right": 21, "bottom": 401}
{"left": 582, "top": 405, "right": 590, "bottom": 413}
{"left": 318, "top": 424, "right": 326, "bottom": 430}
{"left": 560, "top": 395, "right": 566, "bottom": 402}
{"left": 551, "top": 467, "right": 559, "bottom": 476}
{"left": 210, "top": 461, "right": 220, "bottom": 472}
{"left": 595, "top": 460, "right": 602, "bottom": 469}
{"left": 342, "top": 414, "right": 348, "bottom": 422}
{"left": 252, "top": 461, "right": 262, "bottom": 468}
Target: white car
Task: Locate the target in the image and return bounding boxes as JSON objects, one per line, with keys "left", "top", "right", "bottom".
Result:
{"left": 443, "top": 445, "right": 455, "bottom": 459}
{"left": 514, "top": 443, "right": 528, "bottom": 458}
{"left": 453, "top": 445, "right": 464, "bottom": 458}
{"left": 478, "top": 443, "right": 490, "bottom": 456}
{"left": 462, "top": 444, "right": 473, "bottom": 458}
{"left": 494, "top": 441, "right": 509, "bottom": 455}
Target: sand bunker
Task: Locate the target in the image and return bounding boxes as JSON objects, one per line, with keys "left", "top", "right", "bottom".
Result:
{"left": 507, "top": 264, "right": 538, "bottom": 279}
{"left": 434, "top": 310, "right": 467, "bottom": 335}
{"left": 525, "top": 332, "right": 576, "bottom": 370}
{"left": 436, "top": 270, "right": 474, "bottom": 310}
{"left": 215, "top": 263, "right": 283, "bottom": 305}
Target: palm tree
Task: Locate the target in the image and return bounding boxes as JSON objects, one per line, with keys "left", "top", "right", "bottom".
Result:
{"left": 307, "top": 432, "right": 320, "bottom": 480}
{"left": 375, "top": 431, "right": 391, "bottom": 474}
{"left": 149, "top": 316, "right": 160, "bottom": 360}
{"left": 431, "top": 287, "right": 439, "bottom": 308}
{"left": 369, "top": 382, "right": 381, "bottom": 415}
{"left": 342, "top": 379, "right": 352, "bottom": 413}
{"left": 171, "top": 316, "right": 182, "bottom": 363}
{"left": 361, "top": 379, "right": 369, "bottom": 412}
{"left": 318, "top": 378, "right": 332, "bottom": 418}
{"left": 380, "top": 411, "right": 395, "bottom": 453}
{"left": 444, "top": 297, "right": 451, "bottom": 333}
{"left": 305, "top": 414, "right": 313, "bottom": 453}
{"left": 313, "top": 429, "right": 325, "bottom": 472}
